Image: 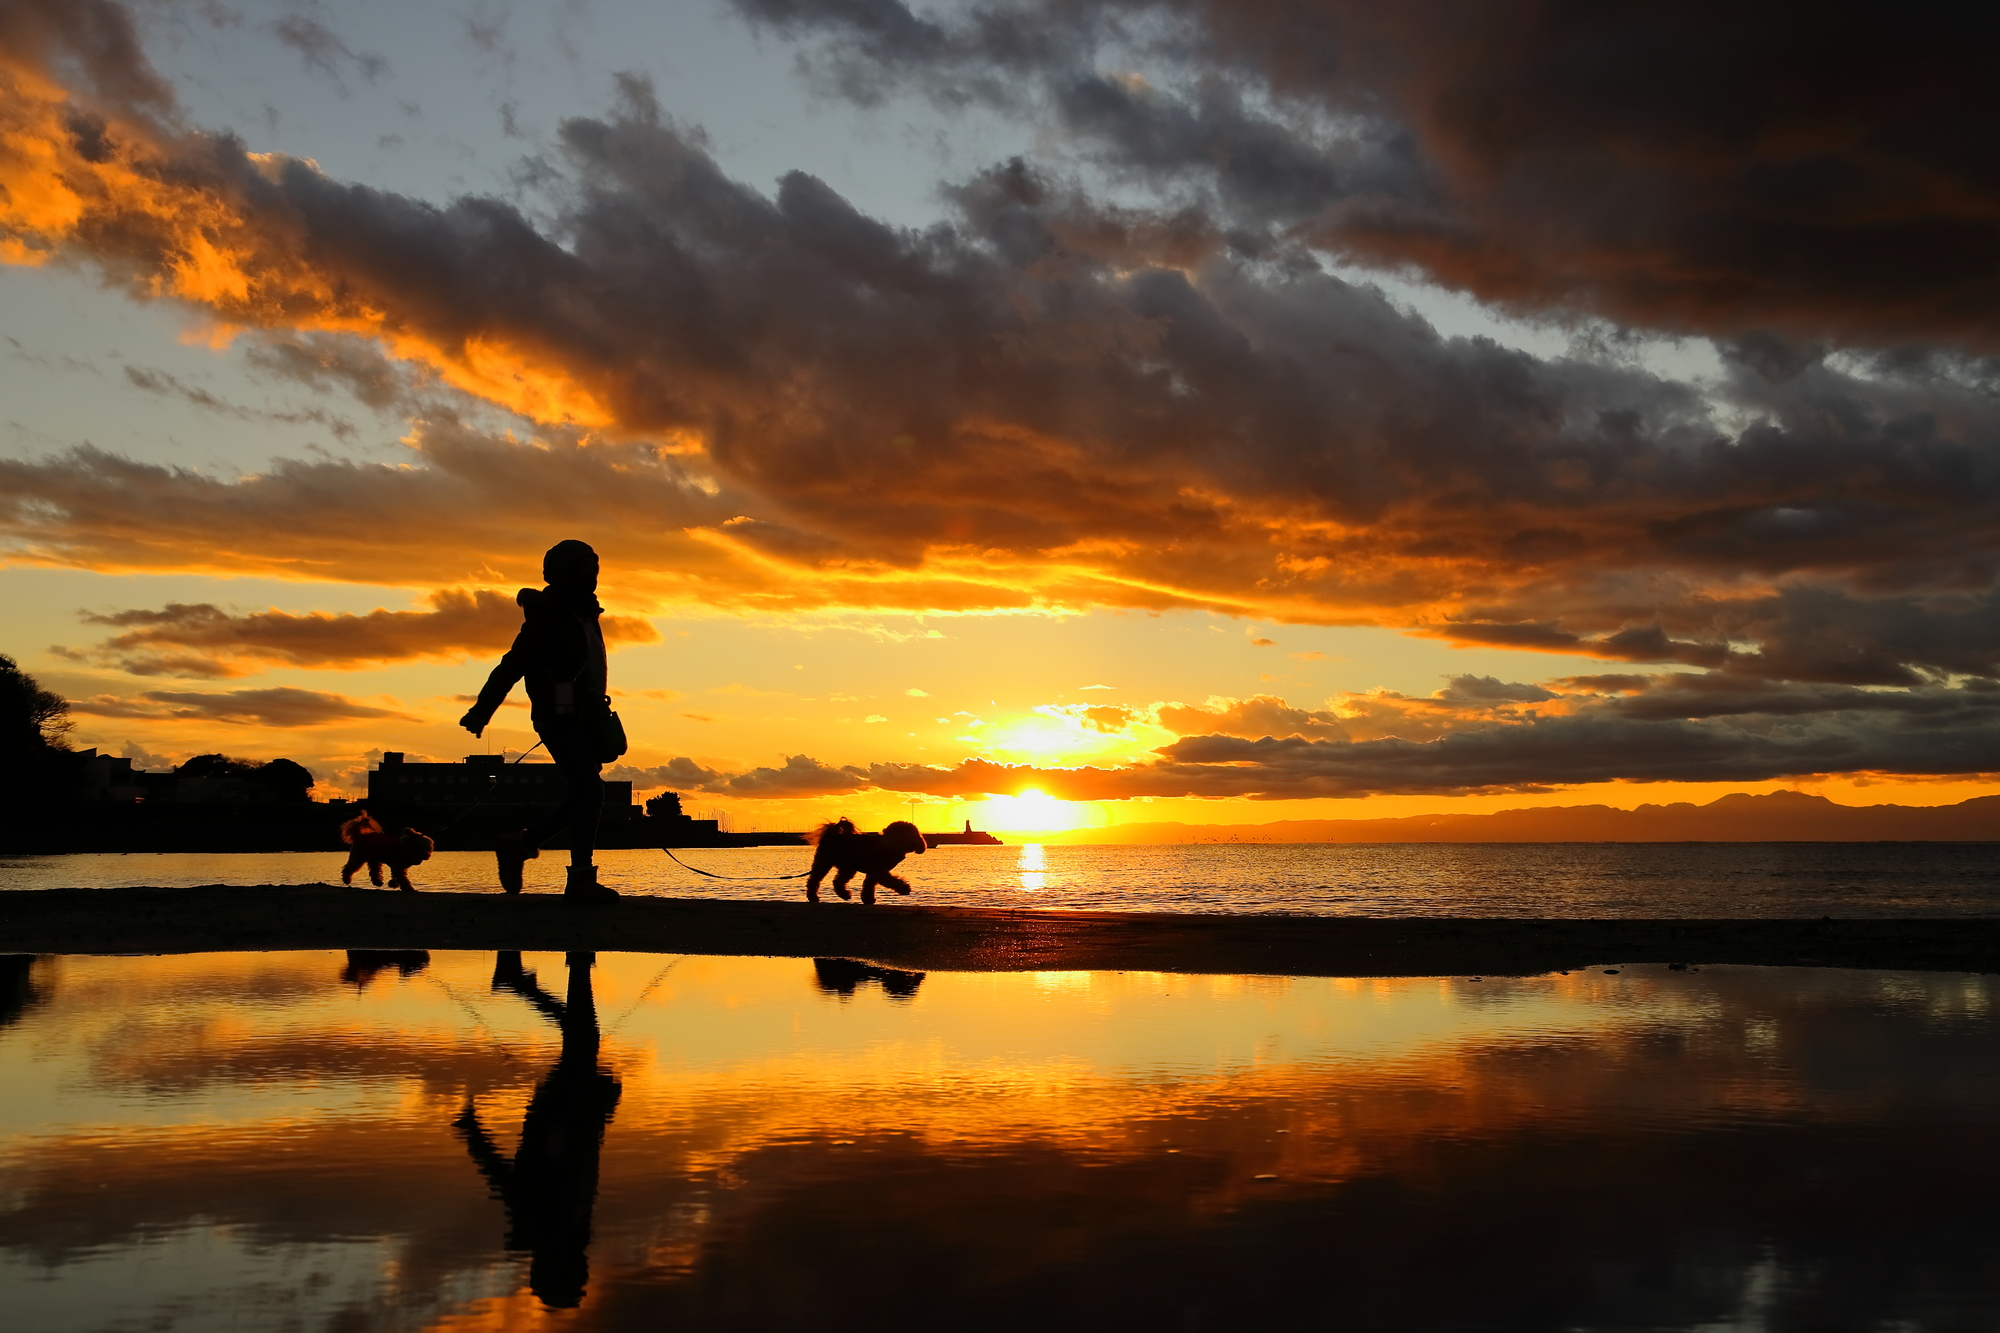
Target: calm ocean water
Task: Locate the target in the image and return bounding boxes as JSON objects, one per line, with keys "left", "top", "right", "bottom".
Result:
{"left": 4, "top": 840, "right": 1997, "bottom": 916}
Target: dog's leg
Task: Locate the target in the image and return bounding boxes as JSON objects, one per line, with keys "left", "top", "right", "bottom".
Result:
{"left": 368, "top": 860, "right": 385, "bottom": 887}
{"left": 393, "top": 865, "right": 415, "bottom": 892}
{"left": 861, "top": 876, "right": 878, "bottom": 906}
{"left": 832, "top": 868, "right": 854, "bottom": 901}
{"left": 341, "top": 853, "right": 362, "bottom": 886}
{"left": 883, "top": 873, "right": 912, "bottom": 896}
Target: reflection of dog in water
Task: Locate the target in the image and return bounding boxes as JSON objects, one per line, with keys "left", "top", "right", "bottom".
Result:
{"left": 813, "top": 957, "right": 926, "bottom": 999}
{"left": 341, "top": 949, "right": 431, "bottom": 988}
{"left": 805, "top": 819, "right": 927, "bottom": 904}
{"left": 340, "top": 812, "right": 436, "bottom": 891}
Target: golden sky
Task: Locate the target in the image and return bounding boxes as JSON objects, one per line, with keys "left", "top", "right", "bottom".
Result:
{"left": 3, "top": 0, "right": 1997, "bottom": 832}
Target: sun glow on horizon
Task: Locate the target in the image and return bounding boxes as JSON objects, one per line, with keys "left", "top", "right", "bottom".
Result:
{"left": 970, "top": 788, "right": 1093, "bottom": 834}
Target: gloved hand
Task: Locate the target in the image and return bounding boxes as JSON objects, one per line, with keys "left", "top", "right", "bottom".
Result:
{"left": 459, "top": 707, "right": 490, "bottom": 737}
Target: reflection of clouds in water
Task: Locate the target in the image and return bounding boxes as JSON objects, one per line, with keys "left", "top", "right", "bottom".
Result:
{"left": 1018, "top": 842, "right": 1045, "bottom": 894}
{"left": 3, "top": 954, "right": 1999, "bottom": 1329}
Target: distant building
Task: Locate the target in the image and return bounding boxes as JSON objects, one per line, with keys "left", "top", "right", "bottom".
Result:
{"left": 367, "top": 753, "right": 633, "bottom": 814}
{"left": 71, "top": 749, "right": 170, "bottom": 802}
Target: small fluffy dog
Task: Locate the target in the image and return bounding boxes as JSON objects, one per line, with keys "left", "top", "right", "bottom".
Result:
{"left": 805, "top": 818, "right": 927, "bottom": 904}
{"left": 340, "top": 812, "right": 436, "bottom": 892}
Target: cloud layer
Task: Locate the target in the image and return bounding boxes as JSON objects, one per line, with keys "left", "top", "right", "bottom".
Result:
{"left": 62, "top": 588, "right": 658, "bottom": 678}
{"left": 70, "top": 686, "right": 416, "bottom": 728}
{"left": 4, "top": 1, "right": 2000, "bottom": 790}
{"left": 628, "top": 674, "right": 2000, "bottom": 801}
{"left": 738, "top": 0, "right": 2000, "bottom": 348}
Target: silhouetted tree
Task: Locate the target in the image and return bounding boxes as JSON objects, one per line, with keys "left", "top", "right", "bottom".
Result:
{"left": 0, "top": 654, "right": 72, "bottom": 755}
{"left": 1, "top": 655, "right": 76, "bottom": 807}
{"left": 175, "top": 753, "right": 316, "bottom": 801}
{"left": 254, "top": 757, "right": 315, "bottom": 802}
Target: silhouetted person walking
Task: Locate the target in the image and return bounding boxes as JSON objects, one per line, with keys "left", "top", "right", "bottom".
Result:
{"left": 460, "top": 540, "right": 623, "bottom": 899}
{"left": 455, "top": 951, "right": 622, "bottom": 1309}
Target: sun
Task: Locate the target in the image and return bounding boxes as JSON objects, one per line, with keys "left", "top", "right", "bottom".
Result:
{"left": 972, "top": 788, "right": 1090, "bottom": 834}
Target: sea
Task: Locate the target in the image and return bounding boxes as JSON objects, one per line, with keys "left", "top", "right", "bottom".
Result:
{"left": 4, "top": 839, "right": 1997, "bottom": 916}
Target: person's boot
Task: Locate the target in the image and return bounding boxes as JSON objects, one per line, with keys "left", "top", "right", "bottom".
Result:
{"left": 565, "top": 863, "right": 619, "bottom": 902}
{"left": 496, "top": 833, "right": 538, "bottom": 895}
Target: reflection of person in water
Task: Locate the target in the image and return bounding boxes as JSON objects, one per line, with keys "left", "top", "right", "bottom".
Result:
{"left": 812, "top": 957, "right": 927, "bottom": 1000}
{"left": 456, "top": 951, "right": 622, "bottom": 1309}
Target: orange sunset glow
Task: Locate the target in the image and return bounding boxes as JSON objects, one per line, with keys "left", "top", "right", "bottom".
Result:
{"left": 4, "top": 6, "right": 1999, "bottom": 1330}
{"left": 1, "top": 0, "right": 1995, "bottom": 838}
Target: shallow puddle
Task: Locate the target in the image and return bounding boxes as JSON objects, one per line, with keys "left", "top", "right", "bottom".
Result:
{"left": 1, "top": 952, "right": 1995, "bottom": 1330}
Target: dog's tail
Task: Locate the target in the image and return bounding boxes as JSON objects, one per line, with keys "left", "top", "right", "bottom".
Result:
{"left": 340, "top": 812, "right": 383, "bottom": 845}
{"left": 806, "top": 818, "right": 858, "bottom": 847}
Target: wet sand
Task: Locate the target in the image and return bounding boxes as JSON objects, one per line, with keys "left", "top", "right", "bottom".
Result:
{"left": 3, "top": 884, "right": 1998, "bottom": 975}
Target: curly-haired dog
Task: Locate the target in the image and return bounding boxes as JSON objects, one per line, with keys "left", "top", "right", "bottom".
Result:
{"left": 340, "top": 812, "right": 436, "bottom": 892}
{"left": 804, "top": 818, "right": 927, "bottom": 904}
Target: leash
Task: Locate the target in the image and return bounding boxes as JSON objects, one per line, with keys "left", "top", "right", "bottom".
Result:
{"left": 427, "top": 741, "right": 546, "bottom": 835}
{"left": 662, "top": 847, "right": 812, "bottom": 881}
{"left": 606, "top": 956, "right": 687, "bottom": 1033}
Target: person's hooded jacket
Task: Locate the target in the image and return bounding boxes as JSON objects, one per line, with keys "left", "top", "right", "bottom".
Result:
{"left": 469, "top": 584, "right": 608, "bottom": 730}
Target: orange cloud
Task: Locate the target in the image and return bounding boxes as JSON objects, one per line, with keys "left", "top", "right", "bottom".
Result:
{"left": 69, "top": 686, "right": 416, "bottom": 727}
{"left": 4, "top": 2, "right": 2000, "bottom": 704}
{"left": 65, "top": 588, "right": 658, "bottom": 678}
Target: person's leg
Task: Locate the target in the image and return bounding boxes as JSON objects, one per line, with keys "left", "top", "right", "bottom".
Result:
{"left": 532, "top": 724, "right": 613, "bottom": 898}
{"left": 501, "top": 723, "right": 593, "bottom": 894}
{"left": 534, "top": 728, "right": 604, "bottom": 869}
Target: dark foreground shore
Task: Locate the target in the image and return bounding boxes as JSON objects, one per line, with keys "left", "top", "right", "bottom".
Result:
{"left": 3, "top": 884, "right": 1999, "bottom": 975}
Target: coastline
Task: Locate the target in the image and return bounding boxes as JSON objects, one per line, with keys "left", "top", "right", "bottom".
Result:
{"left": 3, "top": 885, "right": 1997, "bottom": 976}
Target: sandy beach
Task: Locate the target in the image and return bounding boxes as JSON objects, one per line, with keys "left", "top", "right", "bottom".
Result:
{"left": 4, "top": 884, "right": 1998, "bottom": 976}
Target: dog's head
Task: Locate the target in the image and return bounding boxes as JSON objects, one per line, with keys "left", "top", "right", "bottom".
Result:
{"left": 807, "top": 818, "right": 858, "bottom": 847}
{"left": 340, "top": 812, "right": 382, "bottom": 845}
{"left": 398, "top": 830, "right": 436, "bottom": 864}
{"left": 881, "top": 820, "right": 927, "bottom": 855}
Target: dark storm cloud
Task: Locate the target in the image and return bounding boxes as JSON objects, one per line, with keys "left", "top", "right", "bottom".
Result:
{"left": 7, "top": 14, "right": 2000, "bottom": 642}
{"left": 71, "top": 686, "right": 416, "bottom": 727}
{"left": 5, "top": 1, "right": 2000, "bottom": 788}
{"left": 736, "top": 0, "right": 2000, "bottom": 348}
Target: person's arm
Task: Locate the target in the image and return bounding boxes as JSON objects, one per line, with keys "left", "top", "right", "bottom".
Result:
{"left": 452, "top": 1100, "right": 515, "bottom": 1197}
{"left": 460, "top": 615, "right": 536, "bottom": 736}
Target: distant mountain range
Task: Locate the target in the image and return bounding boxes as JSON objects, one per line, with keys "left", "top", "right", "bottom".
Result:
{"left": 1047, "top": 790, "right": 2000, "bottom": 844}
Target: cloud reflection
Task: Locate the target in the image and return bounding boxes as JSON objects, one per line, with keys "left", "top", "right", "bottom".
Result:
{"left": 0, "top": 952, "right": 1995, "bottom": 1329}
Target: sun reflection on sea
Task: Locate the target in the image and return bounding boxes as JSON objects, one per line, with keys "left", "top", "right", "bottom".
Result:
{"left": 1019, "top": 842, "right": 1046, "bottom": 894}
